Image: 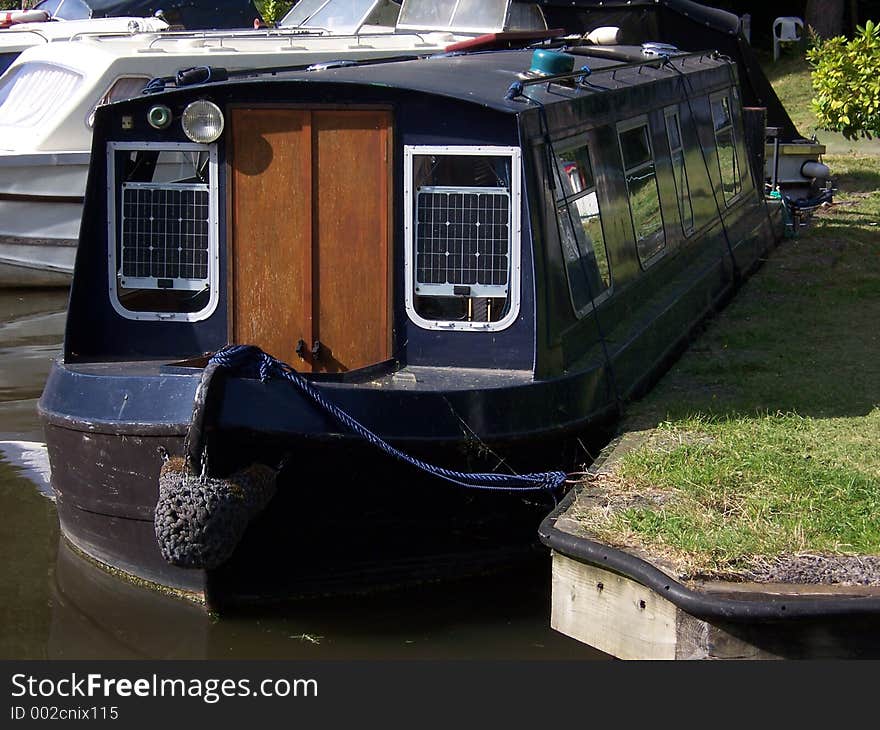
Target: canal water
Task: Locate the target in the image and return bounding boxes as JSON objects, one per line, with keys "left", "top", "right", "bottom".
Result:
{"left": 0, "top": 290, "right": 606, "bottom": 660}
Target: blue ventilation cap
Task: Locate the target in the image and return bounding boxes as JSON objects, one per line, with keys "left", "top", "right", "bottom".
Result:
{"left": 528, "top": 49, "right": 575, "bottom": 77}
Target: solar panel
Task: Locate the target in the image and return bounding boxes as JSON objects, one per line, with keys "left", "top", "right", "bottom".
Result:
{"left": 119, "top": 182, "right": 210, "bottom": 291}
{"left": 415, "top": 186, "right": 510, "bottom": 297}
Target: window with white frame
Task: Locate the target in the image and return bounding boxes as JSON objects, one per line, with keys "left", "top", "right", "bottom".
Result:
{"left": 553, "top": 140, "right": 611, "bottom": 316}
{"left": 618, "top": 118, "right": 666, "bottom": 267}
{"left": 404, "top": 145, "right": 521, "bottom": 331}
{"left": 107, "top": 142, "right": 219, "bottom": 322}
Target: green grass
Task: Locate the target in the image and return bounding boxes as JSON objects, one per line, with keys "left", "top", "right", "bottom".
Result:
{"left": 570, "top": 150, "right": 880, "bottom": 578}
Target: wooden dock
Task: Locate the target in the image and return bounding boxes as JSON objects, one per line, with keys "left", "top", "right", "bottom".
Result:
{"left": 541, "top": 435, "right": 880, "bottom": 660}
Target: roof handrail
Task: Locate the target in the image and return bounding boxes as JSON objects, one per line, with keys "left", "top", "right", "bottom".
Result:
{"left": 144, "top": 28, "right": 431, "bottom": 50}
{"left": 0, "top": 28, "right": 49, "bottom": 43}
{"left": 510, "top": 50, "right": 714, "bottom": 94}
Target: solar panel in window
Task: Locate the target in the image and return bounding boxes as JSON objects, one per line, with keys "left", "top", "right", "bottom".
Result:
{"left": 120, "top": 183, "right": 210, "bottom": 290}
{"left": 415, "top": 187, "right": 509, "bottom": 296}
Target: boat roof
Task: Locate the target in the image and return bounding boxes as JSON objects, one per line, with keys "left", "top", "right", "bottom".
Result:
{"left": 186, "top": 45, "right": 731, "bottom": 114}
{"left": 0, "top": 16, "right": 167, "bottom": 53}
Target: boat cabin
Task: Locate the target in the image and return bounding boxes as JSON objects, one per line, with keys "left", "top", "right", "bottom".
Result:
{"left": 64, "top": 46, "right": 774, "bottom": 381}
{"left": 39, "top": 43, "right": 781, "bottom": 599}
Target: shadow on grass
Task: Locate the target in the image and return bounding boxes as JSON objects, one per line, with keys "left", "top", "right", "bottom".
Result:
{"left": 624, "top": 188, "right": 880, "bottom": 428}
{"left": 835, "top": 166, "right": 880, "bottom": 195}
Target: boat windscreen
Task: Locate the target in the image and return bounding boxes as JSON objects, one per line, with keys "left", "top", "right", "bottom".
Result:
{"left": 280, "top": 0, "right": 329, "bottom": 27}
{"left": 34, "top": 0, "right": 91, "bottom": 20}
{"left": 279, "top": 0, "right": 385, "bottom": 31}
{"left": 397, "top": 0, "right": 510, "bottom": 32}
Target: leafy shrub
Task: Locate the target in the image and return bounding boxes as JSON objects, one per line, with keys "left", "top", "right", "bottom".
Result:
{"left": 0, "top": 0, "right": 21, "bottom": 10}
{"left": 256, "top": 0, "right": 293, "bottom": 26}
{"left": 808, "top": 20, "right": 880, "bottom": 139}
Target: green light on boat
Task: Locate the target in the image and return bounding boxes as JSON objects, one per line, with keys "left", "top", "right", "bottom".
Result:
{"left": 147, "top": 105, "right": 172, "bottom": 130}
{"left": 528, "top": 50, "right": 575, "bottom": 77}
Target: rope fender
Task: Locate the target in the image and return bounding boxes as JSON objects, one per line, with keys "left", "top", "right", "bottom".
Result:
{"left": 209, "top": 344, "right": 569, "bottom": 494}
{"left": 155, "top": 450, "right": 277, "bottom": 570}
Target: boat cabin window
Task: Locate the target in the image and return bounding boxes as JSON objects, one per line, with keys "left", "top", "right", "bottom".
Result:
{"left": 553, "top": 142, "right": 611, "bottom": 316}
{"left": 664, "top": 107, "right": 695, "bottom": 236}
{"left": 88, "top": 76, "right": 150, "bottom": 128}
{"left": 0, "top": 63, "right": 83, "bottom": 131}
{"left": 404, "top": 145, "right": 521, "bottom": 332}
{"left": 506, "top": 2, "right": 546, "bottom": 31}
{"left": 618, "top": 118, "right": 665, "bottom": 267}
{"left": 107, "top": 142, "right": 219, "bottom": 322}
{"left": 710, "top": 91, "right": 742, "bottom": 205}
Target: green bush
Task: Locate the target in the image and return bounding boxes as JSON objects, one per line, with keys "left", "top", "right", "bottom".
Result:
{"left": 255, "top": 0, "right": 293, "bottom": 26}
{"left": 0, "top": 0, "right": 21, "bottom": 10}
{"left": 808, "top": 20, "right": 880, "bottom": 140}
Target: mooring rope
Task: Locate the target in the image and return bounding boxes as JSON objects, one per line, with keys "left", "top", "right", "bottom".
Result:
{"left": 208, "top": 345, "right": 568, "bottom": 493}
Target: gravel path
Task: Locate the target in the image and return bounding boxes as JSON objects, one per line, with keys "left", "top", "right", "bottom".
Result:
{"left": 747, "top": 554, "right": 880, "bottom": 586}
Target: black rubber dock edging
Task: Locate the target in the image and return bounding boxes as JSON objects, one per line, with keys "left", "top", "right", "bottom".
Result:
{"left": 539, "top": 485, "right": 880, "bottom": 622}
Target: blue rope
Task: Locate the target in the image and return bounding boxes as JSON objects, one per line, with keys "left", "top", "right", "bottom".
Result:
{"left": 208, "top": 345, "right": 568, "bottom": 494}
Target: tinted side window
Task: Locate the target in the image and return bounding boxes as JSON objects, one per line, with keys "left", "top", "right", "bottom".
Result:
{"left": 618, "top": 120, "right": 665, "bottom": 267}
{"left": 664, "top": 108, "right": 694, "bottom": 235}
{"left": 711, "top": 92, "right": 742, "bottom": 204}
{"left": 553, "top": 142, "right": 611, "bottom": 316}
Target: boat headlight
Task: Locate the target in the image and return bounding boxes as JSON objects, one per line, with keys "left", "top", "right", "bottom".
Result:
{"left": 181, "top": 100, "right": 224, "bottom": 143}
{"left": 147, "top": 104, "right": 172, "bottom": 130}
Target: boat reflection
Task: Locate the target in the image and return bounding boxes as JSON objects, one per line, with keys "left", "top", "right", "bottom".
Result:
{"left": 49, "top": 538, "right": 209, "bottom": 659}
{"left": 48, "top": 533, "right": 605, "bottom": 660}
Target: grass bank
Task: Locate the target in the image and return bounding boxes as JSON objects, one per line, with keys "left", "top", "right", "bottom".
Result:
{"left": 567, "top": 59, "right": 880, "bottom": 581}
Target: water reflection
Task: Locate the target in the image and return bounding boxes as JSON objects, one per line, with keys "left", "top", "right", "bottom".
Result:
{"left": 50, "top": 536, "right": 603, "bottom": 660}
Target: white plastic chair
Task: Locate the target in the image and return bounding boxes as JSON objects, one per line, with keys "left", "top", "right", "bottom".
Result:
{"left": 773, "top": 16, "right": 804, "bottom": 61}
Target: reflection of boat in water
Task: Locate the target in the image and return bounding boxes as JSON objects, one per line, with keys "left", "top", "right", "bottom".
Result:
{"left": 49, "top": 537, "right": 209, "bottom": 659}
{"left": 49, "top": 534, "right": 603, "bottom": 658}
{"left": 40, "top": 28, "right": 784, "bottom": 607}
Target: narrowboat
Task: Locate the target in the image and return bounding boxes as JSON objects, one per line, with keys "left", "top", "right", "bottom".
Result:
{"left": 38, "top": 40, "right": 782, "bottom": 605}
{"left": 1, "top": 0, "right": 822, "bottom": 288}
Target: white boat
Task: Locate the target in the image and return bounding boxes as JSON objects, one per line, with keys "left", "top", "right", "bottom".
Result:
{"left": 0, "top": 0, "right": 268, "bottom": 74}
{"left": 0, "top": 0, "right": 553, "bottom": 287}
{"left": 0, "top": 16, "right": 169, "bottom": 73}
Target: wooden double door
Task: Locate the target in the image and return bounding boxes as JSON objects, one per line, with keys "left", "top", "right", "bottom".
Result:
{"left": 230, "top": 108, "right": 392, "bottom": 373}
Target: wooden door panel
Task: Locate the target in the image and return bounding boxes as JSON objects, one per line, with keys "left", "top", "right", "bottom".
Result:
{"left": 231, "top": 108, "right": 312, "bottom": 366}
{"left": 313, "top": 110, "right": 391, "bottom": 372}
{"left": 231, "top": 108, "right": 391, "bottom": 373}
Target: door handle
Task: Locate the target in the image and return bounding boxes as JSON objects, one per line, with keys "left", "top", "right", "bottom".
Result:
{"left": 295, "top": 339, "right": 306, "bottom": 359}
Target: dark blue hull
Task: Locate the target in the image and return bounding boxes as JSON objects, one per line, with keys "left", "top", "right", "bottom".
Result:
{"left": 39, "top": 359, "right": 618, "bottom": 604}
